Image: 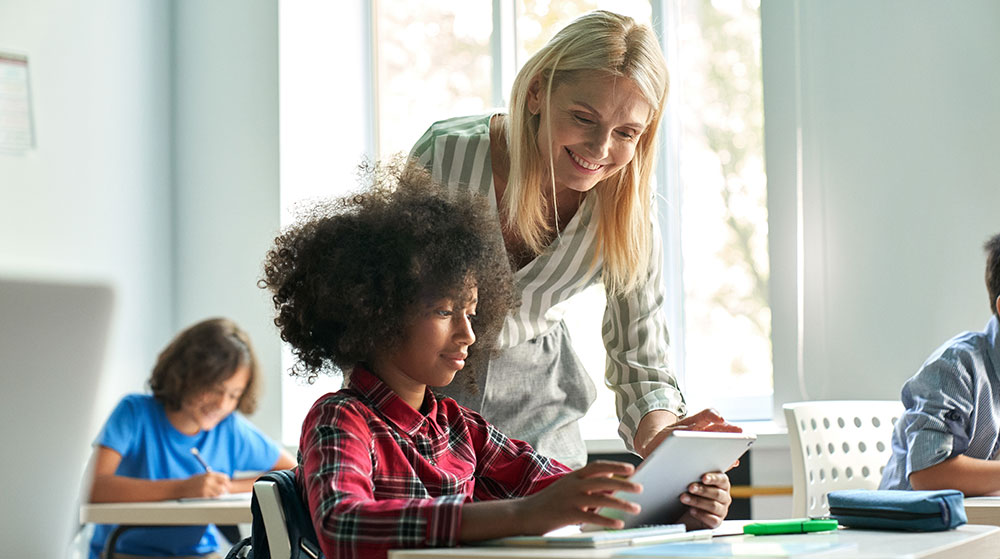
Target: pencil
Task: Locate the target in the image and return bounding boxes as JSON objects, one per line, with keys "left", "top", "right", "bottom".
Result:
{"left": 190, "top": 447, "right": 213, "bottom": 473}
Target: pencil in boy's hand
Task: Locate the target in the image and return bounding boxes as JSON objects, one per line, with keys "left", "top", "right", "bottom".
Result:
{"left": 190, "top": 447, "right": 213, "bottom": 473}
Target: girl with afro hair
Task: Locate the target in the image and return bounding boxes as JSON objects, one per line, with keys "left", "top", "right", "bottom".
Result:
{"left": 260, "top": 161, "right": 659, "bottom": 558}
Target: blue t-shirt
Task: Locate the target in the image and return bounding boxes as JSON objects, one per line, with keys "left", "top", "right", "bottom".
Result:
{"left": 89, "top": 394, "right": 281, "bottom": 559}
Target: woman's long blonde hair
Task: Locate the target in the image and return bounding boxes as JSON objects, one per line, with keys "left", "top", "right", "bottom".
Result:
{"left": 505, "top": 10, "right": 668, "bottom": 296}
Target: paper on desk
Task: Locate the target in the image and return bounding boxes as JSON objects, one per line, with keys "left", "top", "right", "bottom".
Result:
{"left": 612, "top": 540, "right": 856, "bottom": 557}
{"left": 484, "top": 524, "right": 693, "bottom": 548}
{"left": 179, "top": 491, "right": 253, "bottom": 502}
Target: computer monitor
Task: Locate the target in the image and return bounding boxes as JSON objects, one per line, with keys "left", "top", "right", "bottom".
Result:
{"left": 0, "top": 278, "right": 114, "bottom": 558}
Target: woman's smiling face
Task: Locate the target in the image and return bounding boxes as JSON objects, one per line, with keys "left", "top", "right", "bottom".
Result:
{"left": 528, "top": 69, "right": 653, "bottom": 196}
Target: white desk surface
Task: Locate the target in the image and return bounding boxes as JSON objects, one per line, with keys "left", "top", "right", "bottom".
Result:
{"left": 964, "top": 496, "right": 1000, "bottom": 527}
{"left": 80, "top": 496, "right": 252, "bottom": 525}
{"left": 388, "top": 522, "right": 1000, "bottom": 559}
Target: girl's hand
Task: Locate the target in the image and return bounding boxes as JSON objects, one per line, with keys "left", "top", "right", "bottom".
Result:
{"left": 676, "top": 472, "right": 732, "bottom": 529}
{"left": 181, "top": 471, "right": 231, "bottom": 498}
{"left": 514, "top": 461, "right": 642, "bottom": 534}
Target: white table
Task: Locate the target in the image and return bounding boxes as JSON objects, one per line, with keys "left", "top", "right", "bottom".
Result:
{"left": 80, "top": 495, "right": 253, "bottom": 526}
{"left": 80, "top": 496, "right": 252, "bottom": 558}
{"left": 964, "top": 497, "right": 1000, "bottom": 527}
{"left": 388, "top": 522, "right": 1000, "bottom": 559}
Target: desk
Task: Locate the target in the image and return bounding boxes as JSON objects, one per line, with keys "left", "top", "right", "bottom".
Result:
{"left": 387, "top": 522, "right": 1000, "bottom": 559}
{"left": 965, "top": 497, "right": 1000, "bottom": 527}
{"left": 81, "top": 497, "right": 252, "bottom": 558}
{"left": 80, "top": 496, "right": 253, "bottom": 525}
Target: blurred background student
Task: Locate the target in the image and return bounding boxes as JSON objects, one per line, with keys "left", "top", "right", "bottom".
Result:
{"left": 86, "top": 318, "right": 295, "bottom": 559}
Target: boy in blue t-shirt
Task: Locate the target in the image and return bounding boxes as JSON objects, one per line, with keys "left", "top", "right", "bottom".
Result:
{"left": 881, "top": 233, "right": 1000, "bottom": 494}
{"left": 87, "top": 318, "right": 296, "bottom": 559}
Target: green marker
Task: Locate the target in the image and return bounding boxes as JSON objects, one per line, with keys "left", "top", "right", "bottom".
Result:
{"left": 743, "top": 518, "right": 839, "bottom": 535}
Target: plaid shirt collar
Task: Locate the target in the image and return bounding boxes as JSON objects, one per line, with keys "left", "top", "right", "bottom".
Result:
{"left": 347, "top": 364, "right": 439, "bottom": 437}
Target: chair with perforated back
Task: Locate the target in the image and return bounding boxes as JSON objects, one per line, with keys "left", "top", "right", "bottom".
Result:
{"left": 784, "top": 400, "right": 903, "bottom": 518}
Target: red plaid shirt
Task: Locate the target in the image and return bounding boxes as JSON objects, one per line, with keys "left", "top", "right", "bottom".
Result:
{"left": 297, "top": 366, "right": 571, "bottom": 559}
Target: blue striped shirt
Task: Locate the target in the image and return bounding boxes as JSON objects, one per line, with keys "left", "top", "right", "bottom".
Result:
{"left": 880, "top": 315, "right": 1000, "bottom": 490}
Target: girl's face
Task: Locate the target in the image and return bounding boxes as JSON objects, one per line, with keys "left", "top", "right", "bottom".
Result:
{"left": 528, "top": 69, "right": 653, "bottom": 196}
{"left": 374, "top": 286, "right": 478, "bottom": 409}
{"left": 171, "top": 364, "right": 250, "bottom": 435}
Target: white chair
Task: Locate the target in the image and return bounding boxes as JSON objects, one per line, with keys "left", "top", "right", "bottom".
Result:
{"left": 254, "top": 479, "right": 292, "bottom": 559}
{"left": 250, "top": 471, "right": 323, "bottom": 559}
{"left": 784, "top": 400, "right": 903, "bottom": 518}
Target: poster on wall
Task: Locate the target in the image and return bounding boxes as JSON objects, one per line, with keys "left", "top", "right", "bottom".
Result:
{"left": 0, "top": 52, "right": 35, "bottom": 152}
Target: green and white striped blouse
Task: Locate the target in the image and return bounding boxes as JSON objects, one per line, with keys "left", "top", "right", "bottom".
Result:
{"left": 411, "top": 113, "right": 686, "bottom": 452}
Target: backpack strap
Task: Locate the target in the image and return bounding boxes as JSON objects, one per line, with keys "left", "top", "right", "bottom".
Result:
{"left": 224, "top": 536, "right": 252, "bottom": 559}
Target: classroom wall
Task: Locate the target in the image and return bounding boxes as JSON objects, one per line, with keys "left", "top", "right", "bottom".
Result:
{"left": 0, "top": 0, "right": 284, "bottom": 446}
{"left": 764, "top": 0, "right": 1000, "bottom": 412}
{"left": 172, "top": 0, "right": 283, "bottom": 442}
{"left": 0, "top": 0, "right": 173, "bottom": 429}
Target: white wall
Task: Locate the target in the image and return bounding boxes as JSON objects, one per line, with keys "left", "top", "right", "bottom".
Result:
{"left": 0, "top": 0, "right": 173, "bottom": 426}
{"left": 172, "top": 0, "right": 283, "bottom": 441}
{"left": 0, "top": 0, "right": 284, "bottom": 443}
{"left": 764, "top": 0, "right": 1000, "bottom": 411}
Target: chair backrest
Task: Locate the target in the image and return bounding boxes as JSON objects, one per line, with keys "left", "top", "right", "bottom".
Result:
{"left": 255, "top": 479, "right": 292, "bottom": 559}
{"left": 246, "top": 470, "right": 323, "bottom": 559}
{"left": 784, "top": 400, "right": 903, "bottom": 518}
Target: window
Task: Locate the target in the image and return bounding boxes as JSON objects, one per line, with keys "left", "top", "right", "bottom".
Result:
{"left": 666, "top": 0, "right": 771, "bottom": 420}
{"left": 373, "top": 1, "right": 493, "bottom": 157}
{"left": 279, "top": 0, "right": 771, "bottom": 445}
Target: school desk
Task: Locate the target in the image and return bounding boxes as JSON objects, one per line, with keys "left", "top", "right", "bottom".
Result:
{"left": 964, "top": 496, "right": 1000, "bottom": 527}
{"left": 80, "top": 495, "right": 252, "bottom": 559}
{"left": 387, "top": 521, "right": 1000, "bottom": 559}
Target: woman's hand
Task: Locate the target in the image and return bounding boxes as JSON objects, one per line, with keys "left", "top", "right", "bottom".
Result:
{"left": 514, "top": 461, "right": 642, "bottom": 534}
{"left": 676, "top": 472, "right": 732, "bottom": 529}
{"left": 634, "top": 408, "right": 742, "bottom": 459}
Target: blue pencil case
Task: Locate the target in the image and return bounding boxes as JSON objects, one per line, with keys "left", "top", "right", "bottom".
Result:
{"left": 827, "top": 489, "right": 966, "bottom": 532}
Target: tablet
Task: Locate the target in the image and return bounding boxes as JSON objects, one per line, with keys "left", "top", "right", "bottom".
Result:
{"left": 597, "top": 431, "right": 756, "bottom": 528}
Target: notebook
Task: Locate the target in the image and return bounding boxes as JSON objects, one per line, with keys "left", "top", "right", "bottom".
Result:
{"left": 483, "top": 524, "right": 712, "bottom": 548}
{"left": 179, "top": 491, "right": 254, "bottom": 502}
{"left": 612, "top": 539, "right": 856, "bottom": 558}
{"left": 0, "top": 278, "right": 114, "bottom": 558}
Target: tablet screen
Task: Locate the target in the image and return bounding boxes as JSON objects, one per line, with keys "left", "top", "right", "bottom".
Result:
{"left": 600, "top": 431, "right": 756, "bottom": 528}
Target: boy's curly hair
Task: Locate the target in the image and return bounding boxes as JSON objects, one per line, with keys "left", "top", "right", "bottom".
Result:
{"left": 260, "top": 160, "right": 514, "bottom": 387}
{"left": 149, "top": 317, "right": 261, "bottom": 414}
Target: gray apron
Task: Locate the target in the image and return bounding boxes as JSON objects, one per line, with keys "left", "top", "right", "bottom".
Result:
{"left": 435, "top": 321, "right": 596, "bottom": 468}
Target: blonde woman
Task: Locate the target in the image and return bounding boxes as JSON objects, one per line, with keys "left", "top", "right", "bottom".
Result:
{"left": 411, "top": 11, "right": 738, "bottom": 527}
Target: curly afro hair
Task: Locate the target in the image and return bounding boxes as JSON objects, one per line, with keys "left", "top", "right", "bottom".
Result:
{"left": 260, "top": 160, "right": 514, "bottom": 387}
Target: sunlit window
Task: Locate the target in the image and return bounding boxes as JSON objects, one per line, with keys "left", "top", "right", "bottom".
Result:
{"left": 669, "top": 0, "right": 771, "bottom": 419}
{"left": 374, "top": 0, "right": 493, "bottom": 158}
{"left": 279, "top": 0, "right": 772, "bottom": 446}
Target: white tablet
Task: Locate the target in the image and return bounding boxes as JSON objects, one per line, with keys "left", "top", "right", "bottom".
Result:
{"left": 598, "top": 431, "right": 756, "bottom": 528}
